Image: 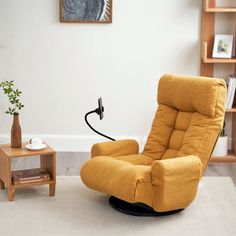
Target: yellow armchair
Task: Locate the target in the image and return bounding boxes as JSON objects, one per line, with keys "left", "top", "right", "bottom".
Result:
{"left": 80, "top": 74, "right": 226, "bottom": 216}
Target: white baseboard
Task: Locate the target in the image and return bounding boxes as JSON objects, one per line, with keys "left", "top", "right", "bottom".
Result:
{"left": 0, "top": 134, "right": 232, "bottom": 153}
{"left": 0, "top": 134, "right": 146, "bottom": 152}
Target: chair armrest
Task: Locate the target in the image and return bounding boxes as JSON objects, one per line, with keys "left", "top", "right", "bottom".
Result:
{"left": 91, "top": 139, "right": 139, "bottom": 158}
{"left": 151, "top": 155, "right": 202, "bottom": 212}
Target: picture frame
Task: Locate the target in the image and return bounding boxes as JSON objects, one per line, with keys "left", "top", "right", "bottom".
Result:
{"left": 212, "top": 35, "right": 234, "bottom": 59}
{"left": 60, "top": 0, "right": 112, "bottom": 24}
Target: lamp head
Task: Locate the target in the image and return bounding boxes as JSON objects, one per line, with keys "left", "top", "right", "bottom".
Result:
{"left": 96, "top": 97, "right": 104, "bottom": 120}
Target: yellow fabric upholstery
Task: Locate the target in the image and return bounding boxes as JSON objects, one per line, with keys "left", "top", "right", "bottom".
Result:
{"left": 80, "top": 154, "right": 153, "bottom": 204}
{"left": 91, "top": 139, "right": 139, "bottom": 158}
{"left": 80, "top": 74, "right": 226, "bottom": 212}
{"left": 151, "top": 156, "right": 202, "bottom": 211}
{"left": 143, "top": 74, "right": 226, "bottom": 172}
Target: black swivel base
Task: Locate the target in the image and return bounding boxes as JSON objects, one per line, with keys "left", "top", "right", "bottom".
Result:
{"left": 109, "top": 196, "right": 184, "bottom": 217}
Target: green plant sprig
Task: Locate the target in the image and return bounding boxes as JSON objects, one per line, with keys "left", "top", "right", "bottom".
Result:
{"left": 0, "top": 80, "right": 24, "bottom": 115}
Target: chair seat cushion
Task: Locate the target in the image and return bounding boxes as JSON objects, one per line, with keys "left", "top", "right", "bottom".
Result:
{"left": 80, "top": 155, "right": 153, "bottom": 203}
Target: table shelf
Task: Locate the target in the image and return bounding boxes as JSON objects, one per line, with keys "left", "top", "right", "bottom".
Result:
{"left": 13, "top": 178, "right": 55, "bottom": 188}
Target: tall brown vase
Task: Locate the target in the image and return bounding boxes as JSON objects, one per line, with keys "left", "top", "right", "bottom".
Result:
{"left": 11, "top": 113, "right": 22, "bottom": 148}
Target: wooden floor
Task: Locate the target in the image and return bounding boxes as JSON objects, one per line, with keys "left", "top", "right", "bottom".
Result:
{"left": 205, "top": 163, "right": 236, "bottom": 186}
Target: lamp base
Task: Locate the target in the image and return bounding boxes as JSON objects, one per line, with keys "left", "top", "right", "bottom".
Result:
{"left": 109, "top": 196, "right": 184, "bottom": 217}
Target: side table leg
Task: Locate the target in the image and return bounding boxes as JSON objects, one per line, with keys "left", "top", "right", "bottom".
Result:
{"left": 0, "top": 179, "right": 5, "bottom": 189}
{"left": 8, "top": 188, "right": 15, "bottom": 201}
{"left": 49, "top": 183, "right": 56, "bottom": 197}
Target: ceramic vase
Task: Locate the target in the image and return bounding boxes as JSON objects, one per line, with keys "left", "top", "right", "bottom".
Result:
{"left": 11, "top": 113, "right": 22, "bottom": 148}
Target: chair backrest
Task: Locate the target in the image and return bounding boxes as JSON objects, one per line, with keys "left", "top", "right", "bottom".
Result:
{"left": 143, "top": 74, "right": 226, "bottom": 172}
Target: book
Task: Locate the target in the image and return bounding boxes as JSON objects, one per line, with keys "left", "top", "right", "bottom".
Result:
{"left": 13, "top": 177, "right": 50, "bottom": 185}
{"left": 229, "top": 78, "right": 236, "bottom": 109}
{"left": 225, "top": 75, "right": 236, "bottom": 109}
{"left": 12, "top": 168, "right": 50, "bottom": 184}
{"left": 225, "top": 75, "right": 232, "bottom": 108}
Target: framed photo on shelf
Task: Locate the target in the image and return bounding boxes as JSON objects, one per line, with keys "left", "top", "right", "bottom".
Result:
{"left": 212, "top": 35, "right": 234, "bottom": 58}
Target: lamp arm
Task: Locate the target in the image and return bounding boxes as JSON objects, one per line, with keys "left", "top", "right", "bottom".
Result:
{"left": 84, "top": 110, "right": 116, "bottom": 141}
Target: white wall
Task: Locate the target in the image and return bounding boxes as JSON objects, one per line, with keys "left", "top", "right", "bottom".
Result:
{"left": 0, "top": 0, "right": 231, "bottom": 151}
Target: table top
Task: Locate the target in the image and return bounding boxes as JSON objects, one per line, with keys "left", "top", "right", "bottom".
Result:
{"left": 0, "top": 142, "right": 55, "bottom": 158}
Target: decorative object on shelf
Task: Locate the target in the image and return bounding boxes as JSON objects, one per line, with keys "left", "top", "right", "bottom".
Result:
{"left": 0, "top": 80, "right": 24, "bottom": 148}
{"left": 213, "top": 121, "right": 228, "bottom": 157}
{"left": 11, "top": 113, "right": 22, "bottom": 148}
{"left": 212, "top": 35, "right": 234, "bottom": 59}
{"left": 60, "top": 0, "right": 112, "bottom": 23}
{"left": 26, "top": 138, "right": 47, "bottom": 151}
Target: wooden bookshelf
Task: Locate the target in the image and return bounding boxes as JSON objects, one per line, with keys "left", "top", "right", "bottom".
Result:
{"left": 201, "top": 0, "right": 236, "bottom": 163}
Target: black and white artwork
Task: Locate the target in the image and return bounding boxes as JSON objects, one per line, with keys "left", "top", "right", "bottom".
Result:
{"left": 60, "top": 0, "right": 112, "bottom": 23}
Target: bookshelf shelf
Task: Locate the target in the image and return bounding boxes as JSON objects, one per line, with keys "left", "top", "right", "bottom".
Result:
{"left": 202, "top": 42, "right": 236, "bottom": 64}
{"left": 201, "top": 0, "right": 236, "bottom": 163}
{"left": 203, "top": 58, "right": 236, "bottom": 64}
{"left": 211, "top": 151, "right": 236, "bottom": 162}
{"left": 205, "top": 8, "right": 236, "bottom": 13}
{"left": 226, "top": 108, "right": 236, "bottom": 113}
{"left": 211, "top": 156, "right": 236, "bottom": 162}
{"left": 204, "top": 0, "right": 236, "bottom": 12}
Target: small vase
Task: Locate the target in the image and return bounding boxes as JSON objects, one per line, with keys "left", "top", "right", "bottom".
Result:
{"left": 11, "top": 113, "right": 22, "bottom": 148}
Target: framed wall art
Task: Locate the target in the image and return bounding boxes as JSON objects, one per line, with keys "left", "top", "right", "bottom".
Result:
{"left": 60, "top": 0, "right": 112, "bottom": 23}
{"left": 212, "top": 35, "right": 234, "bottom": 59}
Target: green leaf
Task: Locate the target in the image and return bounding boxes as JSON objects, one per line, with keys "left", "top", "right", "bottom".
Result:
{"left": 0, "top": 80, "right": 24, "bottom": 115}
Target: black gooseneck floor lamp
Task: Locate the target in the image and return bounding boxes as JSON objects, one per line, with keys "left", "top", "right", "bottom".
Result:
{"left": 84, "top": 98, "right": 183, "bottom": 216}
{"left": 84, "top": 98, "right": 115, "bottom": 141}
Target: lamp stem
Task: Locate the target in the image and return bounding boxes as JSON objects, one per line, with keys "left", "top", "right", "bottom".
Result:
{"left": 84, "top": 110, "right": 115, "bottom": 141}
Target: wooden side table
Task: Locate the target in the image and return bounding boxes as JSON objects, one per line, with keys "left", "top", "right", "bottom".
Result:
{"left": 0, "top": 142, "right": 56, "bottom": 201}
